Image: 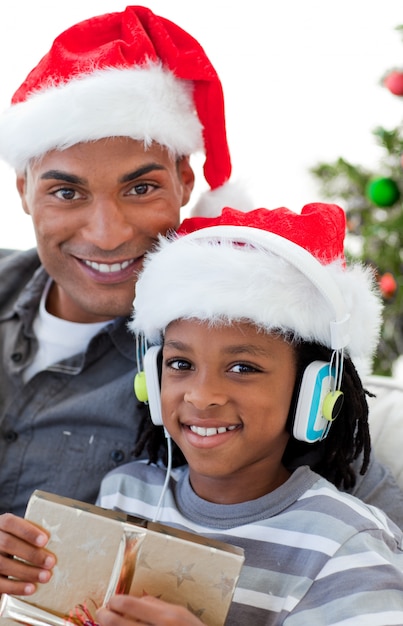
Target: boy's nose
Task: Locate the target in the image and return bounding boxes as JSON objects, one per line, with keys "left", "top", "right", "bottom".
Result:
{"left": 183, "top": 373, "right": 227, "bottom": 410}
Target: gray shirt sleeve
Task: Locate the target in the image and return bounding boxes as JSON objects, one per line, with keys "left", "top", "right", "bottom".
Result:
{"left": 349, "top": 454, "right": 403, "bottom": 530}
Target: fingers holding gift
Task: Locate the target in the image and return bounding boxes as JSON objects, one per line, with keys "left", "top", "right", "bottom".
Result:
{"left": 0, "top": 513, "right": 56, "bottom": 595}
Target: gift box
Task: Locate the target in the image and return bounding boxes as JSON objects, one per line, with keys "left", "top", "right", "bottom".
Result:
{"left": 0, "top": 490, "right": 244, "bottom": 626}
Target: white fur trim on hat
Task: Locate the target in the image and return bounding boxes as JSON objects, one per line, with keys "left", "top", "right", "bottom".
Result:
{"left": 190, "top": 180, "right": 255, "bottom": 217}
{"left": 0, "top": 64, "right": 204, "bottom": 172}
{"left": 130, "top": 232, "right": 383, "bottom": 376}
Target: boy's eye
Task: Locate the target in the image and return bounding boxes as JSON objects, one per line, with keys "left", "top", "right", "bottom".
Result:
{"left": 229, "top": 363, "right": 258, "bottom": 374}
{"left": 167, "top": 358, "right": 192, "bottom": 371}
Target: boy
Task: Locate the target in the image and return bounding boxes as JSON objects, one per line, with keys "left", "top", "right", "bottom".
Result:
{"left": 97, "top": 202, "right": 403, "bottom": 622}
{"left": 2, "top": 203, "right": 403, "bottom": 624}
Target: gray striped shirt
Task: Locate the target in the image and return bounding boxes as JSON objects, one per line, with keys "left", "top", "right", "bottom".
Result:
{"left": 97, "top": 463, "right": 403, "bottom": 625}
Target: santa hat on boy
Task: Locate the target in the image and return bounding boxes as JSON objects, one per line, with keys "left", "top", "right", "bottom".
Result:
{"left": 130, "top": 202, "right": 383, "bottom": 377}
{"left": 0, "top": 6, "right": 246, "bottom": 216}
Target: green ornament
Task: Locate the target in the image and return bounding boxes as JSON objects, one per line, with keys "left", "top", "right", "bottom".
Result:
{"left": 366, "top": 177, "right": 400, "bottom": 207}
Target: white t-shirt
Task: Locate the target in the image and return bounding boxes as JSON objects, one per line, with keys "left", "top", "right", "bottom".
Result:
{"left": 23, "top": 280, "right": 111, "bottom": 382}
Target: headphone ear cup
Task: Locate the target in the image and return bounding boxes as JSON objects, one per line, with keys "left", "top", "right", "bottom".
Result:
{"left": 142, "top": 346, "right": 164, "bottom": 426}
{"left": 134, "top": 371, "right": 148, "bottom": 403}
{"left": 292, "top": 361, "right": 340, "bottom": 443}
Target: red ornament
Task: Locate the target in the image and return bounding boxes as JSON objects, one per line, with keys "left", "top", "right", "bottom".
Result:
{"left": 379, "top": 272, "right": 397, "bottom": 299}
{"left": 384, "top": 70, "right": 403, "bottom": 96}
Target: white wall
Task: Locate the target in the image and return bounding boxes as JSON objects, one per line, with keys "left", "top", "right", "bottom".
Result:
{"left": 1, "top": 0, "right": 402, "bottom": 249}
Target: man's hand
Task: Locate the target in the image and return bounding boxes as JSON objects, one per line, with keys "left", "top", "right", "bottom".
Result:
{"left": 0, "top": 513, "right": 55, "bottom": 596}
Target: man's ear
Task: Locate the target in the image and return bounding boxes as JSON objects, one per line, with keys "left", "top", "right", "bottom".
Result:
{"left": 177, "top": 156, "right": 195, "bottom": 207}
{"left": 16, "top": 173, "right": 30, "bottom": 215}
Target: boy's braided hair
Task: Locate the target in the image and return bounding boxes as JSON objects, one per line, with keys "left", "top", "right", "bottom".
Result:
{"left": 283, "top": 340, "right": 371, "bottom": 490}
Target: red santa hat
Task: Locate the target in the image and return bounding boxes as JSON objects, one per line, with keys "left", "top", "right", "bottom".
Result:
{"left": 130, "top": 203, "right": 383, "bottom": 376}
{"left": 0, "top": 6, "right": 242, "bottom": 215}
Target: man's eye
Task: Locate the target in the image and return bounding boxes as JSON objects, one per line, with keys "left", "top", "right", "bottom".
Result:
{"left": 128, "top": 183, "right": 152, "bottom": 196}
{"left": 53, "top": 188, "right": 80, "bottom": 200}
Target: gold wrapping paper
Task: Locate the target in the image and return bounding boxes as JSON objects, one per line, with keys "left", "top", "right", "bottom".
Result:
{"left": 0, "top": 490, "right": 244, "bottom": 626}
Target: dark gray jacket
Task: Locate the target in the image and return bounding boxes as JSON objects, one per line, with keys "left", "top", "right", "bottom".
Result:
{"left": 0, "top": 249, "right": 145, "bottom": 516}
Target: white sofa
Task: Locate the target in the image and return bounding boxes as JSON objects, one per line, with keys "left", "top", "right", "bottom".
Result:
{"left": 365, "top": 375, "right": 403, "bottom": 490}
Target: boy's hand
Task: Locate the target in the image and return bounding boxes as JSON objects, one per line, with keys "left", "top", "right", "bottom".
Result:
{"left": 0, "top": 513, "right": 56, "bottom": 596}
{"left": 97, "top": 594, "right": 204, "bottom": 626}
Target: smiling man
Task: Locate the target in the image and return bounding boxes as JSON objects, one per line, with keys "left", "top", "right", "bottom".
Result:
{"left": 16, "top": 139, "right": 194, "bottom": 323}
{"left": 0, "top": 6, "right": 238, "bottom": 516}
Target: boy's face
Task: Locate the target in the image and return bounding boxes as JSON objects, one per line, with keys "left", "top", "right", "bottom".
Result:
{"left": 161, "top": 319, "right": 296, "bottom": 504}
{"left": 16, "top": 137, "right": 194, "bottom": 323}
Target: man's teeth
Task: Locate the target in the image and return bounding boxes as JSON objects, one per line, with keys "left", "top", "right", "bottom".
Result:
{"left": 189, "top": 425, "right": 238, "bottom": 437}
{"left": 84, "top": 259, "right": 134, "bottom": 273}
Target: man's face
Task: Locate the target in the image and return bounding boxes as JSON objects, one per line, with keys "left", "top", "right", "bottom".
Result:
{"left": 17, "top": 138, "right": 194, "bottom": 323}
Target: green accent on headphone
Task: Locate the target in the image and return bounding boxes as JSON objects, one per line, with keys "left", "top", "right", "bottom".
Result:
{"left": 134, "top": 371, "right": 148, "bottom": 403}
{"left": 322, "top": 390, "right": 344, "bottom": 422}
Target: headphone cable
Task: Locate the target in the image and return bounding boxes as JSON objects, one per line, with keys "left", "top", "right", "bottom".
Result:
{"left": 152, "top": 429, "right": 172, "bottom": 522}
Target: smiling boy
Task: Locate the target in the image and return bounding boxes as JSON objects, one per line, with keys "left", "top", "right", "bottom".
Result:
{"left": 161, "top": 321, "right": 294, "bottom": 503}
{"left": 1, "top": 204, "right": 403, "bottom": 624}
{"left": 94, "top": 203, "right": 403, "bottom": 624}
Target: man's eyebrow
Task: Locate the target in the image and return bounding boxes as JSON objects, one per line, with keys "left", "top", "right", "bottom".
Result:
{"left": 119, "top": 163, "right": 166, "bottom": 183}
{"left": 40, "top": 170, "right": 85, "bottom": 184}
{"left": 39, "top": 163, "right": 167, "bottom": 186}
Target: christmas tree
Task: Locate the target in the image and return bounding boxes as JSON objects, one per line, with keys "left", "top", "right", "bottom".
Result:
{"left": 311, "top": 25, "right": 403, "bottom": 376}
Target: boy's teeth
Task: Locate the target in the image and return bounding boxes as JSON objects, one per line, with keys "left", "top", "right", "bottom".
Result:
{"left": 189, "top": 425, "right": 237, "bottom": 437}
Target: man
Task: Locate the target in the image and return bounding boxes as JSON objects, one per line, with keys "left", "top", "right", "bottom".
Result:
{"left": 0, "top": 6, "right": 242, "bottom": 517}
{"left": 0, "top": 5, "right": 402, "bottom": 527}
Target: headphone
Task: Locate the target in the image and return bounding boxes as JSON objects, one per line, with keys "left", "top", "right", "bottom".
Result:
{"left": 134, "top": 225, "right": 351, "bottom": 443}
{"left": 134, "top": 344, "right": 164, "bottom": 426}
{"left": 135, "top": 345, "right": 344, "bottom": 443}
{"left": 134, "top": 340, "right": 170, "bottom": 523}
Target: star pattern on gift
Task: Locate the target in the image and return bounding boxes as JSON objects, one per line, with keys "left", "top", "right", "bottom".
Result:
{"left": 79, "top": 536, "right": 108, "bottom": 556}
{"left": 136, "top": 550, "right": 152, "bottom": 570}
{"left": 168, "top": 561, "right": 196, "bottom": 587}
{"left": 141, "top": 590, "right": 162, "bottom": 599}
{"left": 41, "top": 518, "right": 62, "bottom": 543}
{"left": 213, "top": 572, "right": 236, "bottom": 599}
{"left": 50, "top": 563, "right": 67, "bottom": 588}
{"left": 187, "top": 603, "right": 205, "bottom": 619}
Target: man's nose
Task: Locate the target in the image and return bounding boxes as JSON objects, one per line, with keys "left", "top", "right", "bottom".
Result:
{"left": 82, "top": 198, "right": 133, "bottom": 250}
